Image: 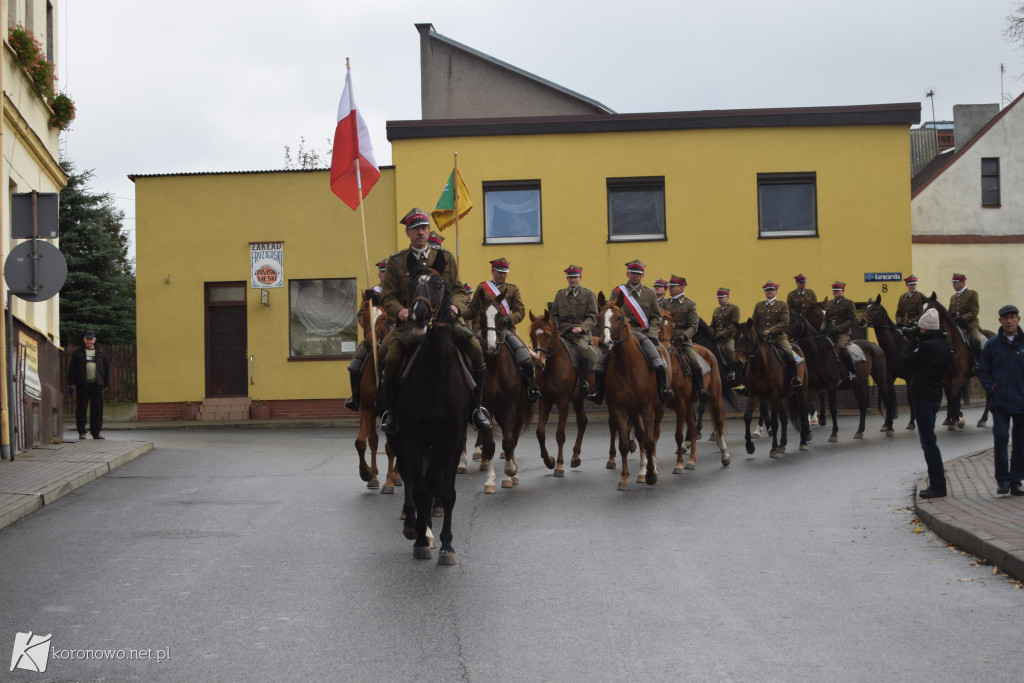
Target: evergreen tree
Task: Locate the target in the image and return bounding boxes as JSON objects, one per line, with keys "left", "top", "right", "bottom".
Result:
{"left": 58, "top": 159, "right": 136, "bottom": 345}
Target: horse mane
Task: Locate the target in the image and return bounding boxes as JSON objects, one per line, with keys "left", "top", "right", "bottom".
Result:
{"left": 924, "top": 292, "right": 957, "bottom": 339}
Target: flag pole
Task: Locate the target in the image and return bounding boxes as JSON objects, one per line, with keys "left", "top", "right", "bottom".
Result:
{"left": 453, "top": 150, "right": 460, "bottom": 269}
{"left": 347, "top": 58, "right": 379, "bottom": 387}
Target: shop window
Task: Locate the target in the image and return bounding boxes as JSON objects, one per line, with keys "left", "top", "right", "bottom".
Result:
{"left": 288, "top": 278, "right": 359, "bottom": 358}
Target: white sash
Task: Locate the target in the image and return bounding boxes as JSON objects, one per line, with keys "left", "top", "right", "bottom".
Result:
{"left": 616, "top": 285, "right": 648, "bottom": 329}
{"left": 482, "top": 281, "right": 511, "bottom": 316}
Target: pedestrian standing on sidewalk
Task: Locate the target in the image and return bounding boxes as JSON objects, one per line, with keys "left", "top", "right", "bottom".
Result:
{"left": 67, "top": 331, "right": 111, "bottom": 440}
{"left": 977, "top": 304, "right": 1024, "bottom": 496}
{"left": 902, "top": 308, "right": 953, "bottom": 498}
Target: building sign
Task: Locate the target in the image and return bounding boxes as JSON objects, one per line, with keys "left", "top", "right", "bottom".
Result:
{"left": 19, "top": 332, "right": 41, "bottom": 400}
{"left": 864, "top": 272, "right": 902, "bottom": 283}
{"left": 251, "top": 242, "right": 284, "bottom": 288}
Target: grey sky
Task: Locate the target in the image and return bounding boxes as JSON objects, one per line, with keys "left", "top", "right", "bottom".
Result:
{"left": 58, "top": 1, "right": 1022, "bottom": 255}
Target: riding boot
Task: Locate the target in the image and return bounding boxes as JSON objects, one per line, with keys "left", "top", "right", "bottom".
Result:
{"left": 688, "top": 358, "right": 709, "bottom": 400}
{"left": 587, "top": 370, "right": 605, "bottom": 405}
{"left": 344, "top": 366, "right": 361, "bottom": 411}
{"left": 656, "top": 365, "right": 675, "bottom": 402}
{"left": 470, "top": 366, "right": 492, "bottom": 431}
{"left": 519, "top": 360, "right": 541, "bottom": 403}
{"left": 842, "top": 352, "right": 857, "bottom": 383}
{"left": 379, "top": 374, "right": 399, "bottom": 434}
{"left": 785, "top": 354, "right": 802, "bottom": 388}
{"left": 576, "top": 352, "right": 590, "bottom": 395}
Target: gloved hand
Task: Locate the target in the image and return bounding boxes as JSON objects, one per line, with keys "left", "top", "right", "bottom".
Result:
{"left": 676, "top": 333, "right": 688, "bottom": 342}
{"left": 713, "top": 333, "right": 723, "bottom": 342}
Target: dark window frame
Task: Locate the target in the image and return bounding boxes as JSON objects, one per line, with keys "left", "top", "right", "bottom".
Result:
{"left": 606, "top": 176, "right": 667, "bottom": 243}
{"left": 482, "top": 180, "right": 542, "bottom": 245}
{"left": 757, "top": 172, "right": 818, "bottom": 239}
{"left": 981, "top": 157, "right": 1000, "bottom": 208}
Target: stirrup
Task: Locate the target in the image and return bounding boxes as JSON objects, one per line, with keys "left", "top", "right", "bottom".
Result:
{"left": 472, "top": 407, "right": 492, "bottom": 431}
{"left": 659, "top": 386, "right": 675, "bottom": 401}
{"left": 344, "top": 396, "right": 359, "bottom": 411}
{"left": 380, "top": 410, "right": 398, "bottom": 434}
{"left": 526, "top": 385, "right": 541, "bottom": 403}
{"left": 587, "top": 389, "right": 604, "bottom": 405}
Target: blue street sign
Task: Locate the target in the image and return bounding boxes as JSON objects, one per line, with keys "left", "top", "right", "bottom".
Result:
{"left": 864, "top": 272, "right": 902, "bottom": 282}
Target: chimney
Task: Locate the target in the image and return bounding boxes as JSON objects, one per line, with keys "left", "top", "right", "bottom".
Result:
{"left": 952, "top": 104, "right": 999, "bottom": 149}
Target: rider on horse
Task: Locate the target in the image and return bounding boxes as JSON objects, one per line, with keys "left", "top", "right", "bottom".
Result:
{"left": 822, "top": 281, "right": 858, "bottom": 383}
{"left": 465, "top": 257, "right": 541, "bottom": 403}
{"left": 345, "top": 259, "right": 390, "bottom": 411}
{"left": 588, "top": 259, "right": 674, "bottom": 404}
{"left": 786, "top": 273, "right": 817, "bottom": 317}
{"left": 548, "top": 264, "right": 599, "bottom": 396}
{"left": 751, "top": 281, "right": 802, "bottom": 388}
{"left": 660, "top": 275, "right": 708, "bottom": 400}
{"left": 895, "top": 274, "right": 926, "bottom": 332}
{"left": 949, "top": 272, "right": 985, "bottom": 363}
{"left": 711, "top": 287, "right": 740, "bottom": 383}
{"left": 378, "top": 208, "right": 491, "bottom": 435}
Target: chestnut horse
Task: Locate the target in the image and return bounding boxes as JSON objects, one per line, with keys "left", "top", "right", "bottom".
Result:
{"left": 734, "top": 322, "right": 809, "bottom": 457}
{"left": 595, "top": 290, "right": 665, "bottom": 490}
{"left": 529, "top": 309, "right": 594, "bottom": 477}
{"left": 354, "top": 296, "right": 400, "bottom": 493}
{"left": 659, "top": 310, "right": 730, "bottom": 470}
{"left": 472, "top": 287, "right": 533, "bottom": 493}
{"left": 787, "top": 305, "right": 895, "bottom": 441}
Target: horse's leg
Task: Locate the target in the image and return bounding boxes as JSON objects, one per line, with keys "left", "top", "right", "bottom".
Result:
{"left": 684, "top": 398, "right": 699, "bottom": 471}
{"left": 709, "top": 388, "right": 730, "bottom": 466}
{"left": 611, "top": 411, "right": 632, "bottom": 491}
{"left": 398, "top": 454, "right": 418, "bottom": 541}
{"left": 744, "top": 400, "right": 756, "bottom": 455}
{"left": 854, "top": 377, "right": 867, "bottom": 439}
{"left": 607, "top": 425, "right": 618, "bottom": 470}
{"left": 434, "top": 435, "right": 460, "bottom": 566}
{"left": 536, "top": 397, "right": 555, "bottom": 470}
{"left": 472, "top": 430, "right": 483, "bottom": 460}
{"left": 553, "top": 397, "right": 570, "bottom": 475}
{"left": 381, "top": 441, "right": 398, "bottom": 494}
{"left": 769, "top": 403, "right": 782, "bottom": 458}
{"left": 906, "top": 394, "right": 917, "bottom": 430}
{"left": 672, "top": 403, "right": 686, "bottom": 473}
{"left": 979, "top": 395, "right": 990, "bottom": 428}
{"left": 778, "top": 403, "right": 790, "bottom": 455}
{"left": 570, "top": 395, "right": 587, "bottom": 468}
{"left": 501, "top": 421, "right": 519, "bottom": 489}
{"left": 643, "top": 406, "right": 660, "bottom": 486}
{"left": 356, "top": 410, "right": 374, "bottom": 484}
{"left": 827, "top": 387, "right": 840, "bottom": 443}
{"left": 457, "top": 444, "right": 468, "bottom": 474}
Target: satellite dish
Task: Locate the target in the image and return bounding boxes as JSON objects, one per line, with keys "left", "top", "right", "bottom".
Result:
{"left": 4, "top": 241, "right": 68, "bottom": 302}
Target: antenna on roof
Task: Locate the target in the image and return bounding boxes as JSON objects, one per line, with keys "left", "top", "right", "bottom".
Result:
{"left": 925, "top": 90, "right": 937, "bottom": 129}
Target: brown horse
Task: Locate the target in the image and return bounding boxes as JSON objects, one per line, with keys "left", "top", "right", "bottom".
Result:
{"left": 528, "top": 310, "right": 594, "bottom": 477}
{"left": 734, "top": 322, "right": 809, "bottom": 457}
{"left": 788, "top": 304, "right": 894, "bottom": 441}
{"left": 472, "top": 287, "right": 533, "bottom": 493}
{"left": 354, "top": 297, "right": 400, "bottom": 493}
{"left": 659, "top": 310, "right": 730, "bottom": 470}
{"left": 595, "top": 290, "right": 665, "bottom": 490}
{"left": 922, "top": 293, "right": 995, "bottom": 430}
{"left": 858, "top": 295, "right": 920, "bottom": 430}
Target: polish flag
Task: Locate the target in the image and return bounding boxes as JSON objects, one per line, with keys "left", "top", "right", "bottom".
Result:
{"left": 330, "top": 70, "right": 380, "bottom": 210}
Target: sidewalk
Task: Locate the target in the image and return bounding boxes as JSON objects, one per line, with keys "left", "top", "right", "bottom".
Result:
{"left": 915, "top": 448, "right": 1024, "bottom": 581}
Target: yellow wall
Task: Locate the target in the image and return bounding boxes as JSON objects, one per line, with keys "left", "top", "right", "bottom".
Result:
{"left": 134, "top": 169, "right": 397, "bottom": 403}
{"left": 392, "top": 125, "right": 913, "bottom": 334}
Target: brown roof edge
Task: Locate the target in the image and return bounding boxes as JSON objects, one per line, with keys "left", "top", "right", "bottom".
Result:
{"left": 387, "top": 103, "right": 922, "bottom": 141}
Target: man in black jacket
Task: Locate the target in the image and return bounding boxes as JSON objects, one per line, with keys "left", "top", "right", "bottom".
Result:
{"left": 902, "top": 308, "right": 954, "bottom": 498}
{"left": 67, "top": 331, "right": 111, "bottom": 440}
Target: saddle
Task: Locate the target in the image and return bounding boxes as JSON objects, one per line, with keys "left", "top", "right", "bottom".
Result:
{"left": 822, "top": 335, "right": 864, "bottom": 363}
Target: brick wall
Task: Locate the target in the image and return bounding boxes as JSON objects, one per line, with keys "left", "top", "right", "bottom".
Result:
{"left": 138, "top": 399, "right": 357, "bottom": 421}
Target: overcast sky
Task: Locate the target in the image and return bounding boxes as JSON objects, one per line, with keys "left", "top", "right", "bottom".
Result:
{"left": 58, "top": 0, "right": 1022, "bottom": 257}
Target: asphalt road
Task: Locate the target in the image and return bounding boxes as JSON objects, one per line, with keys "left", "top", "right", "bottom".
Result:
{"left": 1, "top": 406, "right": 1021, "bottom": 682}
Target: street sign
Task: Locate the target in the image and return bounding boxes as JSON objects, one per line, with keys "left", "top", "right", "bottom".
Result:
{"left": 11, "top": 192, "right": 59, "bottom": 239}
{"left": 864, "top": 272, "right": 902, "bottom": 282}
{"left": 4, "top": 240, "right": 67, "bottom": 302}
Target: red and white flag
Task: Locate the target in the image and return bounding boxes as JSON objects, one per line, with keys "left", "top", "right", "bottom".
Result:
{"left": 330, "top": 70, "right": 380, "bottom": 210}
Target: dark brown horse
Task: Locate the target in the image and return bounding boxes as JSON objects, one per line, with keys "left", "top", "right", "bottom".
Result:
{"left": 734, "top": 322, "right": 809, "bottom": 457}
{"left": 858, "top": 295, "right": 919, "bottom": 430}
{"left": 354, "top": 297, "right": 401, "bottom": 493}
{"left": 787, "top": 305, "right": 894, "bottom": 441}
{"left": 472, "top": 287, "right": 533, "bottom": 493}
{"left": 528, "top": 310, "right": 593, "bottom": 477}
{"left": 659, "top": 310, "right": 730, "bottom": 470}
{"left": 595, "top": 290, "right": 665, "bottom": 490}
{"left": 922, "top": 293, "right": 995, "bottom": 430}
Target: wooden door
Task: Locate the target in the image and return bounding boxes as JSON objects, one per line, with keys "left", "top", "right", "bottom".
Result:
{"left": 205, "top": 283, "right": 248, "bottom": 396}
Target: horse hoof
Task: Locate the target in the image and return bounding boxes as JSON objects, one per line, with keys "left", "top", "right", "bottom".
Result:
{"left": 637, "top": 474, "right": 646, "bottom": 484}
{"left": 501, "top": 479, "right": 513, "bottom": 489}
{"left": 381, "top": 485, "right": 394, "bottom": 495}
{"left": 367, "top": 479, "right": 379, "bottom": 489}
{"left": 606, "top": 459, "right": 616, "bottom": 470}
{"left": 673, "top": 465, "right": 685, "bottom": 474}
{"left": 799, "top": 444, "right": 808, "bottom": 451}
{"left": 745, "top": 442, "right": 755, "bottom": 455}
{"left": 817, "top": 418, "right": 826, "bottom": 427}
{"left": 854, "top": 432, "right": 863, "bottom": 440}
{"left": 570, "top": 457, "right": 581, "bottom": 468}
{"left": 769, "top": 450, "right": 780, "bottom": 458}
{"left": 646, "top": 472, "right": 658, "bottom": 486}
{"left": 456, "top": 466, "right": 467, "bottom": 474}
{"left": 617, "top": 480, "right": 630, "bottom": 491}
{"left": 778, "top": 445, "right": 786, "bottom": 453}
{"left": 393, "top": 477, "right": 403, "bottom": 487}
{"left": 886, "top": 430, "right": 895, "bottom": 437}
{"left": 432, "top": 507, "right": 442, "bottom": 518}
{"left": 684, "top": 462, "right": 695, "bottom": 470}
{"left": 512, "top": 476, "right": 519, "bottom": 486}
{"left": 906, "top": 422, "right": 915, "bottom": 430}
{"left": 437, "top": 551, "right": 457, "bottom": 566}
{"left": 359, "top": 470, "right": 372, "bottom": 483}
{"left": 500, "top": 451, "right": 506, "bottom": 459}
{"left": 941, "top": 418, "right": 952, "bottom": 426}
{"left": 403, "top": 525, "right": 416, "bottom": 540}
{"left": 542, "top": 456, "right": 555, "bottom": 470}
{"left": 956, "top": 419, "right": 966, "bottom": 429}
{"left": 484, "top": 484, "right": 496, "bottom": 494}
{"left": 413, "top": 546, "right": 432, "bottom": 560}
{"left": 806, "top": 431, "right": 814, "bottom": 442}
{"left": 721, "top": 453, "right": 731, "bottom": 466}
{"left": 553, "top": 468, "right": 564, "bottom": 478}
{"left": 976, "top": 420, "right": 987, "bottom": 428}
{"left": 827, "top": 435, "right": 837, "bottom": 443}
{"left": 472, "top": 447, "right": 482, "bottom": 460}
{"left": 695, "top": 431, "right": 703, "bottom": 440}
{"left": 479, "top": 462, "right": 488, "bottom": 471}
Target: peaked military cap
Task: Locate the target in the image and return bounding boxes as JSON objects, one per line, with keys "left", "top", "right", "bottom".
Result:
{"left": 625, "top": 260, "right": 646, "bottom": 274}
{"left": 490, "top": 257, "right": 510, "bottom": 273}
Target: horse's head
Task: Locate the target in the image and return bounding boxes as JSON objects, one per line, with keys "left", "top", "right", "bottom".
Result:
{"left": 803, "top": 298, "right": 826, "bottom": 330}
{"left": 733, "top": 320, "right": 755, "bottom": 362}
{"left": 529, "top": 309, "right": 558, "bottom": 370}
{"left": 357, "top": 298, "right": 387, "bottom": 344}
{"left": 405, "top": 250, "right": 451, "bottom": 335}
{"left": 595, "top": 289, "right": 632, "bottom": 352}
{"left": 475, "top": 286, "right": 510, "bottom": 353}
{"left": 659, "top": 309, "right": 677, "bottom": 345}
{"left": 859, "top": 294, "right": 889, "bottom": 329}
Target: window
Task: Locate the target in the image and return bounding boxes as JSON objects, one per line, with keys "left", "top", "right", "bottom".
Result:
{"left": 483, "top": 181, "right": 541, "bottom": 244}
{"left": 757, "top": 172, "right": 817, "bottom": 238}
{"left": 607, "top": 177, "right": 665, "bottom": 241}
{"left": 288, "top": 278, "right": 359, "bottom": 358}
{"left": 981, "top": 158, "right": 1000, "bottom": 207}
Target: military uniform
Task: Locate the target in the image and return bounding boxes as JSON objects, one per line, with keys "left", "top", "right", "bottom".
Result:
{"left": 465, "top": 280, "right": 525, "bottom": 333}
{"left": 660, "top": 276, "right": 705, "bottom": 396}
{"left": 895, "top": 290, "right": 925, "bottom": 325}
{"left": 550, "top": 272, "right": 599, "bottom": 392}
{"left": 786, "top": 274, "right": 817, "bottom": 317}
{"left": 619, "top": 282, "right": 662, "bottom": 341}
{"left": 751, "top": 282, "right": 802, "bottom": 388}
{"left": 711, "top": 299, "right": 740, "bottom": 362}
{"left": 949, "top": 273, "right": 984, "bottom": 354}
{"left": 822, "top": 281, "right": 858, "bottom": 382}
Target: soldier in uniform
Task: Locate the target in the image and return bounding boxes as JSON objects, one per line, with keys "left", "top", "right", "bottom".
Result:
{"left": 894, "top": 274, "right": 925, "bottom": 328}
{"left": 463, "top": 282, "right": 474, "bottom": 306}
{"left": 465, "top": 257, "right": 541, "bottom": 403}
{"left": 428, "top": 231, "right": 444, "bottom": 249}
{"left": 588, "top": 260, "right": 673, "bottom": 404}
{"left": 786, "top": 274, "right": 817, "bottom": 318}
{"left": 660, "top": 275, "right": 707, "bottom": 399}
{"left": 822, "top": 281, "right": 858, "bottom": 382}
{"left": 949, "top": 272, "right": 984, "bottom": 358}
{"left": 751, "top": 282, "right": 802, "bottom": 388}
{"left": 344, "top": 259, "right": 390, "bottom": 411}
{"left": 711, "top": 287, "right": 740, "bottom": 382}
{"left": 653, "top": 278, "right": 668, "bottom": 304}
{"left": 378, "top": 208, "right": 491, "bottom": 434}
{"left": 549, "top": 264, "right": 599, "bottom": 395}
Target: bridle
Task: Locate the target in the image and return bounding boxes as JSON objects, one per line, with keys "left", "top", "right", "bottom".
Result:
{"left": 408, "top": 270, "right": 448, "bottom": 332}
{"left": 859, "top": 301, "right": 896, "bottom": 331}
{"left": 595, "top": 304, "right": 631, "bottom": 351}
{"left": 478, "top": 301, "right": 509, "bottom": 353}
{"left": 530, "top": 318, "right": 558, "bottom": 368}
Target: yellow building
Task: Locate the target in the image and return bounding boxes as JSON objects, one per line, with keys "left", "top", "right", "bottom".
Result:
{"left": 134, "top": 102, "right": 919, "bottom": 419}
